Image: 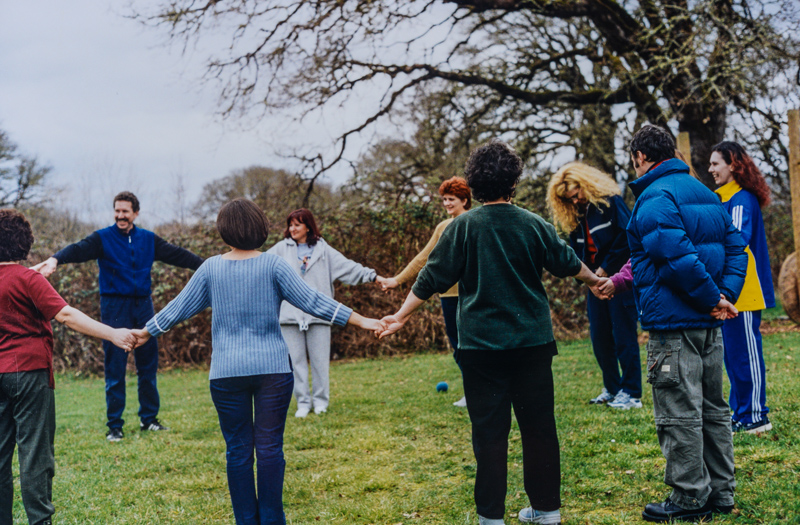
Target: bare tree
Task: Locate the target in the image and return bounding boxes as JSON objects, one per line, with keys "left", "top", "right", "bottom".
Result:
{"left": 0, "top": 129, "right": 51, "bottom": 208}
{"left": 133, "top": 0, "right": 800, "bottom": 185}
{"left": 194, "top": 165, "right": 337, "bottom": 223}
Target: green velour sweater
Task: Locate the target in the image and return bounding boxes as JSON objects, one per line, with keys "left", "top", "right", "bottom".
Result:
{"left": 412, "top": 203, "right": 581, "bottom": 351}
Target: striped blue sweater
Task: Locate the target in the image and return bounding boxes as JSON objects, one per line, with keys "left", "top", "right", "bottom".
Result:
{"left": 145, "top": 253, "right": 353, "bottom": 380}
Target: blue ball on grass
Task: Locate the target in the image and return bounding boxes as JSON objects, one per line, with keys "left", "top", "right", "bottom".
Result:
{"left": 436, "top": 381, "right": 449, "bottom": 393}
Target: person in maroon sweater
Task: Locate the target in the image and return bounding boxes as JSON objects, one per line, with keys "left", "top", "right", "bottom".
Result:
{"left": 0, "top": 209, "right": 135, "bottom": 525}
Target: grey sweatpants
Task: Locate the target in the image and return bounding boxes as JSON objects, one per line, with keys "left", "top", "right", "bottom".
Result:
{"left": 647, "top": 328, "right": 735, "bottom": 510}
{"left": 0, "top": 369, "right": 56, "bottom": 525}
{"left": 281, "top": 324, "right": 332, "bottom": 411}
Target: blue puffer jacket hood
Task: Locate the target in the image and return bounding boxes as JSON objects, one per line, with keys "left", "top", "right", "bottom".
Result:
{"left": 626, "top": 158, "right": 747, "bottom": 331}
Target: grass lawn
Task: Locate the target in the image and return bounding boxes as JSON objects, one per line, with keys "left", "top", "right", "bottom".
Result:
{"left": 14, "top": 325, "right": 800, "bottom": 524}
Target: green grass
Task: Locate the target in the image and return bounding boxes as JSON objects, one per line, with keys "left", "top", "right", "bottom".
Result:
{"left": 13, "top": 331, "right": 800, "bottom": 524}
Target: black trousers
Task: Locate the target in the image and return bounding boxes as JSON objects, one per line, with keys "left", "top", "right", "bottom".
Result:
{"left": 0, "top": 370, "right": 56, "bottom": 525}
{"left": 459, "top": 348, "right": 561, "bottom": 519}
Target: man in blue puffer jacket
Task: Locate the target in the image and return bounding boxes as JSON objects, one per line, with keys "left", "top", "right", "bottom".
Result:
{"left": 626, "top": 126, "right": 747, "bottom": 523}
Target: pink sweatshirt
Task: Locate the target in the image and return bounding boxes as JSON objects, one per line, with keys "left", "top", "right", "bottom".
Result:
{"left": 610, "top": 259, "right": 633, "bottom": 294}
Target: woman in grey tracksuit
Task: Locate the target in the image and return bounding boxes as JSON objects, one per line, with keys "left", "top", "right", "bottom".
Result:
{"left": 267, "top": 208, "right": 385, "bottom": 417}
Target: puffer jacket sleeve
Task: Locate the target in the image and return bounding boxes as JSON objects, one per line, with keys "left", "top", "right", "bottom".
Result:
{"left": 327, "top": 245, "right": 377, "bottom": 285}
{"left": 639, "top": 193, "right": 721, "bottom": 313}
{"left": 718, "top": 220, "right": 748, "bottom": 303}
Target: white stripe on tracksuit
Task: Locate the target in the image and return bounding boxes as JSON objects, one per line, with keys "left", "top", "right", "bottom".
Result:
{"left": 729, "top": 204, "right": 764, "bottom": 422}
{"left": 741, "top": 311, "right": 763, "bottom": 423}
{"left": 731, "top": 205, "right": 743, "bottom": 230}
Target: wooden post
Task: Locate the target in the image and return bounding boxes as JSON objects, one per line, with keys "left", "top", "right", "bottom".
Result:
{"left": 789, "top": 109, "right": 800, "bottom": 274}
{"left": 677, "top": 131, "right": 692, "bottom": 171}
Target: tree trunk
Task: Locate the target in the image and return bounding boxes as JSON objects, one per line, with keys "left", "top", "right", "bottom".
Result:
{"left": 677, "top": 101, "right": 727, "bottom": 188}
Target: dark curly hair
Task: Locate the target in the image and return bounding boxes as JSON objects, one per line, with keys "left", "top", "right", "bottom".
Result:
{"left": 630, "top": 125, "right": 676, "bottom": 164}
{"left": 464, "top": 141, "right": 523, "bottom": 203}
{"left": 712, "top": 141, "right": 771, "bottom": 208}
{"left": 0, "top": 209, "right": 34, "bottom": 262}
{"left": 438, "top": 176, "right": 472, "bottom": 210}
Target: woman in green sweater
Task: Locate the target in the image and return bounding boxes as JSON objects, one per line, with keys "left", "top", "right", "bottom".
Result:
{"left": 378, "top": 142, "right": 600, "bottom": 525}
{"left": 381, "top": 176, "right": 471, "bottom": 407}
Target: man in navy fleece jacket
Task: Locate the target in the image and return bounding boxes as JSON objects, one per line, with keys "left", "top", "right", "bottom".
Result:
{"left": 33, "top": 191, "right": 203, "bottom": 442}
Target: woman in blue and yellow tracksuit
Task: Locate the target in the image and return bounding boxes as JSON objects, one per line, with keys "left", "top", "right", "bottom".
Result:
{"left": 710, "top": 141, "right": 775, "bottom": 433}
{"left": 548, "top": 162, "right": 642, "bottom": 409}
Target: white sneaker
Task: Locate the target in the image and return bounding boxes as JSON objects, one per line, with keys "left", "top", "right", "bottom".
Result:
{"left": 607, "top": 391, "right": 642, "bottom": 410}
{"left": 518, "top": 507, "right": 561, "bottom": 524}
{"left": 295, "top": 407, "right": 310, "bottom": 418}
{"left": 478, "top": 516, "right": 505, "bottom": 525}
{"left": 589, "top": 388, "right": 614, "bottom": 404}
{"left": 314, "top": 407, "right": 327, "bottom": 415}
{"left": 453, "top": 396, "right": 467, "bottom": 407}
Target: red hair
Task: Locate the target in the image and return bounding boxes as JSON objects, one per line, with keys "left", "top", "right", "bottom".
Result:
{"left": 438, "top": 176, "right": 472, "bottom": 210}
{"left": 712, "top": 142, "right": 771, "bottom": 208}
{"left": 283, "top": 208, "right": 322, "bottom": 246}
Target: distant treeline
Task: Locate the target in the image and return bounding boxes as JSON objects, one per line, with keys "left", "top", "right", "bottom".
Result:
{"left": 22, "top": 170, "right": 795, "bottom": 375}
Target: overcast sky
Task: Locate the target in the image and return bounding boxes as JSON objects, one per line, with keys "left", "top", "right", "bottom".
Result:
{"left": 0, "top": 1, "right": 361, "bottom": 226}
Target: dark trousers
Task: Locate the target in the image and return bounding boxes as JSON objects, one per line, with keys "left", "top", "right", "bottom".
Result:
{"left": 458, "top": 349, "right": 561, "bottom": 519}
{"left": 439, "top": 297, "right": 462, "bottom": 371}
{"left": 586, "top": 290, "right": 642, "bottom": 398}
{"left": 0, "top": 370, "right": 55, "bottom": 525}
{"left": 210, "top": 373, "right": 294, "bottom": 525}
{"left": 101, "top": 296, "right": 160, "bottom": 429}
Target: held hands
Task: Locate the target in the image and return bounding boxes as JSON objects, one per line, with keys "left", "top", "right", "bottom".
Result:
{"left": 131, "top": 328, "right": 152, "bottom": 349}
{"left": 30, "top": 257, "right": 58, "bottom": 278}
{"left": 110, "top": 329, "right": 137, "bottom": 352}
{"left": 591, "top": 277, "right": 616, "bottom": 300}
{"left": 376, "top": 314, "right": 406, "bottom": 339}
{"left": 379, "top": 277, "right": 399, "bottom": 293}
{"left": 710, "top": 294, "right": 738, "bottom": 321}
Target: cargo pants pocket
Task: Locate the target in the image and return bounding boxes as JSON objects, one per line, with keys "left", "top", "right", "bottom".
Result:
{"left": 646, "top": 335, "right": 681, "bottom": 387}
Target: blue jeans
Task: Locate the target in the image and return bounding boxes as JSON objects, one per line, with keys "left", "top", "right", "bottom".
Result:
{"left": 101, "top": 296, "right": 160, "bottom": 429}
{"left": 210, "top": 373, "right": 294, "bottom": 525}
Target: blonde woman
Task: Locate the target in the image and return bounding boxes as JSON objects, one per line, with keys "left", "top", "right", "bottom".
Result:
{"left": 547, "top": 162, "right": 642, "bottom": 409}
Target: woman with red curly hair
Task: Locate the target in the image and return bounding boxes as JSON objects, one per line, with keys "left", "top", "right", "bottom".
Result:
{"left": 709, "top": 141, "right": 775, "bottom": 434}
{"left": 381, "top": 177, "right": 471, "bottom": 407}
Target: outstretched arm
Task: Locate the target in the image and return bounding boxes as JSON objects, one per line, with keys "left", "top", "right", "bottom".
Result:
{"left": 378, "top": 290, "right": 426, "bottom": 339}
{"left": 54, "top": 306, "right": 136, "bottom": 351}
{"left": 32, "top": 232, "right": 104, "bottom": 277}
{"left": 30, "top": 257, "right": 59, "bottom": 278}
{"left": 154, "top": 235, "right": 204, "bottom": 270}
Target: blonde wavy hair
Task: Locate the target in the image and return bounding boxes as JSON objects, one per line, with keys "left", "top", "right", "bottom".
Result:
{"left": 547, "top": 162, "right": 621, "bottom": 232}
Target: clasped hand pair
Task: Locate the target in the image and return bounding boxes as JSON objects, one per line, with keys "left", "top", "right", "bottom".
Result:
{"left": 108, "top": 329, "right": 151, "bottom": 353}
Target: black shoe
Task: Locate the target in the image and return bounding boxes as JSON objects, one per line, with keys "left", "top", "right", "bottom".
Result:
{"left": 106, "top": 428, "right": 124, "bottom": 442}
{"left": 140, "top": 419, "right": 169, "bottom": 432}
{"left": 642, "top": 499, "right": 713, "bottom": 522}
{"left": 710, "top": 503, "right": 734, "bottom": 514}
